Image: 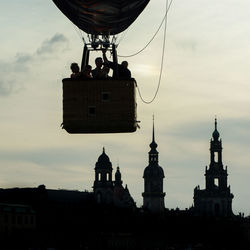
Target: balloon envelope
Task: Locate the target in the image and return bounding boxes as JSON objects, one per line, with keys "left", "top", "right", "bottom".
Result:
{"left": 52, "top": 0, "right": 150, "bottom": 35}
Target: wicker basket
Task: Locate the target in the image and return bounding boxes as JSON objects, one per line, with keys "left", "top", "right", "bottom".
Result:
{"left": 62, "top": 78, "right": 137, "bottom": 133}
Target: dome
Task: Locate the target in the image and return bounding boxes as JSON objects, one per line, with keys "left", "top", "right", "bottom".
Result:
{"left": 143, "top": 165, "right": 164, "bottom": 178}
{"left": 98, "top": 150, "right": 110, "bottom": 163}
{"left": 95, "top": 147, "right": 112, "bottom": 169}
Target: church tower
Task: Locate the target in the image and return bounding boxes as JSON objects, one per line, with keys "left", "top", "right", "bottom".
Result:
{"left": 93, "top": 147, "right": 113, "bottom": 204}
{"left": 142, "top": 120, "right": 165, "bottom": 213}
{"left": 93, "top": 149, "right": 136, "bottom": 208}
{"left": 193, "top": 119, "right": 234, "bottom": 216}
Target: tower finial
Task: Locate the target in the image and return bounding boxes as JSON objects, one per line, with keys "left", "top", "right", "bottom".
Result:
{"left": 103, "top": 147, "right": 105, "bottom": 153}
{"left": 150, "top": 115, "right": 158, "bottom": 151}
{"left": 152, "top": 114, "right": 155, "bottom": 142}
{"left": 212, "top": 117, "right": 220, "bottom": 141}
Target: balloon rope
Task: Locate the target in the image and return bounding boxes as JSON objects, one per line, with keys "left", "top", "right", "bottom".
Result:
{"left": 136, "top": 0, "right": 170, "bottom": 104}
{"left": 118, "top": 0, "right": 174, "bottom": 58}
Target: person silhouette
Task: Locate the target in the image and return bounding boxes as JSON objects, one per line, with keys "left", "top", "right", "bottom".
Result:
{"left": 70, "top": 63, "right": 81, "bottom": 78}
{"left": 102, "top": 50, "right": 131, "bottom": 79}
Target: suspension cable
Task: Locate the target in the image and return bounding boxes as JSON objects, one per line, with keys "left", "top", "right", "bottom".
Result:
{"left": 118, "top": 0, "right": 173, "bottom": 58}
{"left": 136, "top": 0, "right": 171, "bottom": 104}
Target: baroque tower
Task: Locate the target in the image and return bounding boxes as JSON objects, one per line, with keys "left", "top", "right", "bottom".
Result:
{"left": 142, "top": 121, "right": 165, "bottom": 213}
{"left": 93, "top": 148, "right": 135, "bottom": 208}
{"left": 193, "top": 119, "right": 234, "bottom": 216}
{"left": 93, "top": 147, "right": 113, "bottom": 204}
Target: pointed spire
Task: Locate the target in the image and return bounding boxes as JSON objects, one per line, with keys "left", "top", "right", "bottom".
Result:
{"left": 150, "top": 115, "right": 158, "bottom": 150}
{"left": 103, "top": 147, "right": 105, "bottom": 153}
{"left": 149, "top": 115, "right": 159, "bottom": 164}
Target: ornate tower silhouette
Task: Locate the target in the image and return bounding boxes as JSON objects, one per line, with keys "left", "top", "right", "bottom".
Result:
{"left": 113, "top": 166, "right": 136, "bottom": 207}
{"left": 142, "top": 120, "right": 165, "bottom": 212}
{"left": 194, "top": 119, "right": 234, "bottom": 216}
{"left": 93, "top": 147, "right": 113, "bottom": 204}
{"left": 93, "top": 149, "right": 135, "bottom": 207}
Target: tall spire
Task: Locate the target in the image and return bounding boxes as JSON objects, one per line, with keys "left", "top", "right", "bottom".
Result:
{"left": 149, "top": 115, "right": 158, "bottom": 164}
{"left": 143, "top": 115, "right": 165, "bottom": 213}
{"left": 150, "top": 115, "right": 158, "bottom": 151}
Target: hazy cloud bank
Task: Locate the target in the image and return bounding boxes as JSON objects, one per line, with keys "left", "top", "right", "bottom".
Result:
{"left": 160, "top": 118, "right": 250, "bottom": 145}
{"left": 0, "top": 33, "right": 69, "bottom": 97}
{"left": 0, "top": 146, "right": 94, "bottom": 168}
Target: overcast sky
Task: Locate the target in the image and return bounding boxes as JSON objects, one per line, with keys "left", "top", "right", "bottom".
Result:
{"left": 1, "top": 0, "right": 250, "bottom": 215}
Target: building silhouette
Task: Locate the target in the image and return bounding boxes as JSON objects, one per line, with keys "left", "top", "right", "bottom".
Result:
{"left": 93, "top": 147, "right": 114, "bottom": 204}
{"left": 193, "top": 119, "right": 234, "bottom": 216}
{"left": 0, "top": 203, "right": 36, "bottom": 234}
{"left": 142, "top": 120, "right": 165, "bottom": 213}
{"left": 93, "top": 148, "right": 135, "bottom": 208}
{"left": 0, "top": 120, "right": 249, "bottom": 249}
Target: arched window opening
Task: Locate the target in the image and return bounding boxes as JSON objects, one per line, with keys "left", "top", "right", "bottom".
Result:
{"left": 214, "top": 178, "right": 219, "bottom": 187}
{"left": 214, "top": 152, "right": 218, "bottom": 162}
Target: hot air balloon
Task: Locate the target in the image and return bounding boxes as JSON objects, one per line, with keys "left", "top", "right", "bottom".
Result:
{"left": 53, "top": 0, "right": 150, "bottom": 133}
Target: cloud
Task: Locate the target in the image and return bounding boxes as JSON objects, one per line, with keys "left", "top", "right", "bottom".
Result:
{"left": 36, "top": 33, "right": 69, "bottom": 56}
{"left": 0, "top": 82, "right": 13, "bottom": 96}
{"left": 0, "top": 147, "right": 95, "bottom": 189}
{"left": 0, "top": 147, "right": 94, "bottom": 168}
{"left": 156, "top": 117, "right": 250, "bottom": 144}
{"left": 0, "top": 33, "right": 69, "bottom": 97}
{"left": 15, "top": 53, "right": 33, "bottom": 65}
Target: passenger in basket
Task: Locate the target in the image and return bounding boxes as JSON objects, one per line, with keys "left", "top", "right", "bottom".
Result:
{"left": 92, "top": 57, "right": 111, "bottom": 79}
{"left": 81, "top": 65, "right": 92, "bottom": 79}
{"left": 91, "top": 57, "right": 103, "bottom": 79}
{"left": 70, "top": 63, "right": 81, "bottom": 78}
{"left": 102, "top": 50, "right": 131, "bottom": 79}
{"left": 101, "top": 65, "right": 111, "bottom": 79}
